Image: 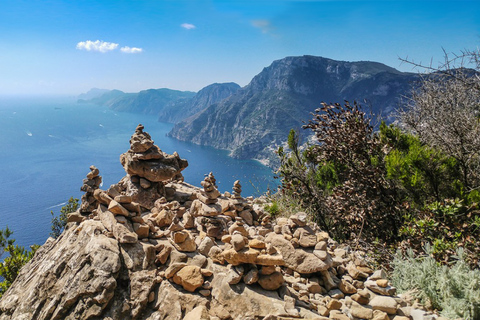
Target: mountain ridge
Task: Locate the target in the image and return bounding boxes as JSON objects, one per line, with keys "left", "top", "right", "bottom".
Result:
{"left": 168, "top": 55, "right": 419, "bottom": 165}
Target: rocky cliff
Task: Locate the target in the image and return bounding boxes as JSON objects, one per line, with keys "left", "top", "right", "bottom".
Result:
{"left": 0, "top": 125, "right": 437, "bottom": 320}
{"left": 168, "top": 56, "right": 419, "bottom": 165}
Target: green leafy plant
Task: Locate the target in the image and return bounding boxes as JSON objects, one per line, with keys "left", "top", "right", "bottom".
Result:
{"left": 50, "top": 197, "right": 79, "bottom": 238}
{"left": 0, "top": 228, "right": 38, "bottom": 298}
{"left": 278, "top": 102, "right": 404, "bottom": 242}
{"left": 392, "top": 245, "right": 480, "bottom": 319}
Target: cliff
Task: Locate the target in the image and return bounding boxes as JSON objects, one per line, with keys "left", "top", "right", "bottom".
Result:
{"left": 168, "top": 56, "right": 419, "bottom": 165}
{"left": 0, "top": 125, "right": 435, "bottom": 320}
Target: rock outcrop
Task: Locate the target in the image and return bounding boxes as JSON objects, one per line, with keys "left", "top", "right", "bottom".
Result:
{"left": 0, "top": 125, "right": 439, "bottom": 320}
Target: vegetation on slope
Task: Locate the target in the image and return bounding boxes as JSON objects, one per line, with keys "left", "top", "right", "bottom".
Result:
{"left": 274, "top": 48, "right": 480, "bottom": 318}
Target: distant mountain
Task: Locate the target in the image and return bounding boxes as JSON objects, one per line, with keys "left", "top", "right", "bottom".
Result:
{"left": 77, "top": 83, "right": 239, "bottom": 123}
{"left": 168, "top": 55, "right": 420, "bottom": 166}
{"left": 156, "top": 83, "right": 241, "bottom": 123}
{"left": 77, "top": 88, "right": 111, "bottom": 101}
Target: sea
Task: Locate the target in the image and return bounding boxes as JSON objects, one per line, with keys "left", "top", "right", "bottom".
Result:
{"left": 0, "top": 96, "right": 278, "bottom": 249}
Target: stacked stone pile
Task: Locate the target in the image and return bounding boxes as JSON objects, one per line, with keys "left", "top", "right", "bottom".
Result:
{"left": 79, "top": 165, "right": 102, "bottom": 213}
{"left": 0, "top": 125, "right": 445, "bottom": 320}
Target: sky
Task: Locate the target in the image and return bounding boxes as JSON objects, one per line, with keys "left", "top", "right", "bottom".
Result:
{"left": 0, "top": 0, "right": 479, "bottom": 96}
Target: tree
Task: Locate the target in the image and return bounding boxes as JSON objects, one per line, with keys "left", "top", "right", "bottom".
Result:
{"left": 398, "top": 49, "right": 480, "bottom": 192}
{"left": 278, "top": 101, "right": 404, "bottom": 242}
{"left": 50, "top": 197, "right": 79, "bottom": 238}
{"left": 0, "top": 228, "right": 38, "bottom": 298}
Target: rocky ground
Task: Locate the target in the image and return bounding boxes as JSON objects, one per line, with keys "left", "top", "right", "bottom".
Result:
{"left": 0, "top": 125, "right": 445, "bottom": 320}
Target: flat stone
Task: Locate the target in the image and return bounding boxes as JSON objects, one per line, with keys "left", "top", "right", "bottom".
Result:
{"left": 108, "top": 200, "right": 130, "bottom": 217}
{"left": 369, "top": 296, "right": 398, "bottom": 314}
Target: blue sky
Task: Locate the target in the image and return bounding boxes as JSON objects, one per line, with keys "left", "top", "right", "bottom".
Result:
{"left": 0, "top": 0, "right": 479, "bottom": 95}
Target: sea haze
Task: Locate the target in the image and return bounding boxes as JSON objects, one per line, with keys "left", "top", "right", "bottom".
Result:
{"left": 0, "top": 96, "right": 277, "bottom": 248}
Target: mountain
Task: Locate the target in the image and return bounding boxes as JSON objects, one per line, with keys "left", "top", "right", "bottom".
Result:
{"left": 156, "top": 82, "right": 240, "bottom": 123}
{"left": 168, "top": 55, "right": 419, "bottom": 165}
{"left": 77, "top": 88, "right": 111, "bottom": 101}
{"left": 78, "top": 88, "right": 195, "bottom": 116}
{"left": 77, "top": 83, "right": 239, "bottom": 123}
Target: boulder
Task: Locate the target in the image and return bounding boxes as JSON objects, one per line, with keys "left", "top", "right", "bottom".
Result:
{"left": 172, "top": 265, "right": 204, "bottom": 292}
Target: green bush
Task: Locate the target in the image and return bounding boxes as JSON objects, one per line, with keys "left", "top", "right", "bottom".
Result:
{"left": 0, "top": 228, "right": 38, "bottom": 298}
{"left": 278, "top": 102, "right": 404, "bottom": 242}
{"left": 50, "top": 197, "right": 79, "bottom": 238}
{"left": 392, "top": 245, "right": 480, "bottom": 319}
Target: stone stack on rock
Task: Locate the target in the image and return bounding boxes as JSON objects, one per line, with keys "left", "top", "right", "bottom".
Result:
{"left": 79, "top": 165, "right": 102, "bottom": 214}
{"left": 0, "top": 124, "right": 446, "bottom": 320}
{"left": 118, "top": 123, "right": 188, "bottom": 209}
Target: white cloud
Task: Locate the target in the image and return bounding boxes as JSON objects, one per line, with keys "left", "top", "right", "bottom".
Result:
{"left": 181, "top": 23, "right": 196, "bottom": 30}
{"left": 120, "top": 46, "right": 143, "bottom": 54}
{"left": 251, "top": 20, "right": 272, "bottom": 34}
{"left": 76, "top": 40, "right": 119, "bottom": 53}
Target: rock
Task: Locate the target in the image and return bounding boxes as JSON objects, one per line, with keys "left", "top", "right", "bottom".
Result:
{"left": 255, "top": 254, "right": 285, "bottom": 266}
{"left": 239, "top": 210, "right": 253, "bottom": 225}
{"left": 369, "top": 296, "right": 398, "bottom": 314}
{"left": 114, "top": 195, "right": 132, "bottom": 203}
{"left": 164, "top": 262, "right": 187, "bottom": 279}
{"left": 222, "top": 248, "right": 259, "bottom": 265}
{"left": 351, "top": 293, "right": 370, "bottom": 305}
{"left": 290, "top": 212, "right": 307, "bottom": 227}
{"left": 226, "top": 265, "right": 244, "bottom": 285}
{"left": 171, "top": 233, "right": 196, "bottom": 252}
{"left": 120, "top": 125, "right": 188, "bottom": 182}
{"left": 172, "top": 265, "right": 204, "bottom": 292}
{"left": 364, "top": 280, "right": 397, "bottom": 296}
{"left": 372, "top": 310, "right": 390, "bottom": 320}
{"left": 154, "top": 209, "right": 175, "bottom": 227}
{"left": 243, "top": 267, "right": 259, "bottom": 285}
{"left": 183, "top": 305, "right": 210, "bottom": 320}
{"left": 329, "top": 310, "right": 350, "bottom": 320}
{"left": 155, "top": 245, "right": 172, "bottom": 265}
{"left": 350, "top": 301, "right": 373, "bottom": 319}
{"left": 133, "top": 223, "right": 149, "bottom": 239}
{"left": 197, "top": 236, "right": 215, "bottom": 257}
{"left": 231, "top": 233, "right": 246, "bottom": 251}
{"left": 139, "top": 178, "right": 151, "bottom": 189}
{"left": 327, "top": 298, "right": 342, "bottom": 310}
{"left": 267, "top": 233, "right": 331, "bottom": 274}
{"left": 108, "top": 200, "right": 130, "bottom": 217}
{"left": 338, "top": 279, "right": 357, "bottom": 294}
{"left": 376, "top": 279, "right": 389, "bottom": 288}
{"left": 258, "top": 271, "right": 284, "bottom": 290}
{"left": 249, "top": 238, "right": 266, "bottom": 249}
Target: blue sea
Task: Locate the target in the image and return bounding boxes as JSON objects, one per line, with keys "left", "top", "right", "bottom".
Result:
{"left": 0, "top": 96, "right": 278, "bottom": 249}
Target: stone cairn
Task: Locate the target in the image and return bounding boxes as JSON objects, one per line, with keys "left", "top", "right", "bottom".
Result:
{"left": 79, "top": 165, "right": 102, "bottom": 214}
{"left": 64, "top": 124, "right": 438, "bottom": 320}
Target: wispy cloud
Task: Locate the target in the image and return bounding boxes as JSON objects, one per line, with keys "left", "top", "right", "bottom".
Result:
{"left": 181, "top": 23, "right": 196, "bottom": 30}
{"left": 251, "top": 19, "right": 272, "bottom": 34}
{"left": 120, "top": 46, "right": 143, "bottom": 54}
{"left": 76, "top": 40, "right": 119, "bottom": 53}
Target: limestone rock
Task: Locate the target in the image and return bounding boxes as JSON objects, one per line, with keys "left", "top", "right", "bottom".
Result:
{"left": 266, "top": 233, "right": 331, "bottom": 274}
{"left": 172, "top": 265, "right": 204, "bottom": 292}
{"left": 369, "top": 296, "right": 398, "bottom": 314}
{"left": 258, "top": 271, "right": 284, "bottom": 291}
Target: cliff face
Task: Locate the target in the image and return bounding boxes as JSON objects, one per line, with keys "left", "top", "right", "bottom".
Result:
{"left": 0, "top": 125, "right": 430, "bottom": 320}
{"left": 168, "top": 56, "right": 418, "bottom": 164}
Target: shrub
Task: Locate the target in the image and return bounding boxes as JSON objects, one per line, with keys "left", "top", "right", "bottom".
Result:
{"left": 0, "top": 228, "right": 38, "bottom": 298}
{"left": 278, "top": 101, "right": 404, "bottom": 242}
{"left": 392, "top": 245, "right": 480, "bottom": 319}
{"left": 50, "top": 197, "right": 79, "bottom": 238}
